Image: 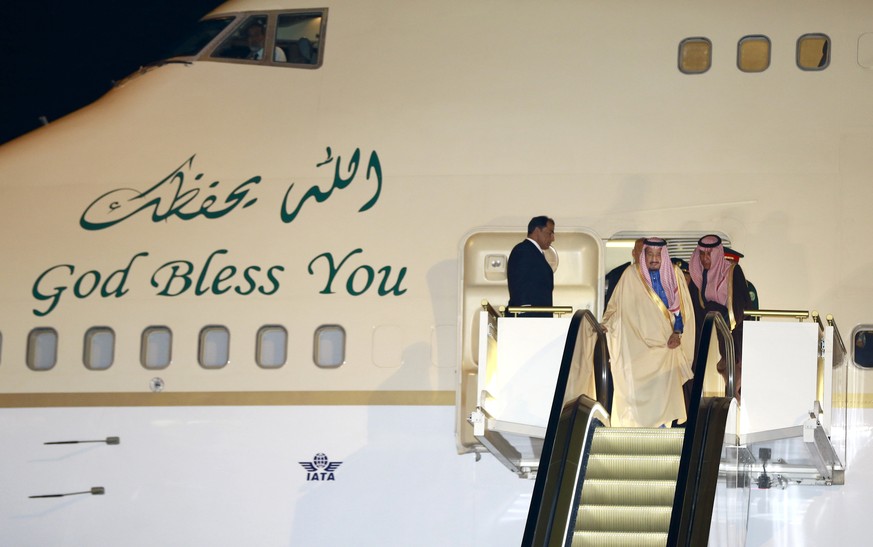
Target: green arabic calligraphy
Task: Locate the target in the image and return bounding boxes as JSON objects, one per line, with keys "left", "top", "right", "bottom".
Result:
{"left": 80, "top": 155, "right": 261, "bottom": 230}
{"left": 281, "top": 147, "right": 382, "bottom": 223}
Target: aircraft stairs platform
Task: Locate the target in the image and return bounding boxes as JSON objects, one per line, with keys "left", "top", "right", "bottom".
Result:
{"left": 460, "top": 303, "right": 848, "bottom": 546}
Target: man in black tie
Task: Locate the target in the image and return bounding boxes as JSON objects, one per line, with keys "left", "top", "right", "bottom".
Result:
{"left": 507, "top": 216, "right": 555, "bottom": 317}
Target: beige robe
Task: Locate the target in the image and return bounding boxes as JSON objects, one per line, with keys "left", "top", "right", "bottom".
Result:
{"left": 601, "top": 265, "right": 695, "bottom": 428}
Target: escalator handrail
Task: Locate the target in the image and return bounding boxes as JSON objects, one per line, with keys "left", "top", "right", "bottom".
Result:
{"left": 578, "top": 309, "right": 610, "bottom": 410}
{"left": 667, "top": 311, "right": 737, "bottom": 546}
{"left": 675, "top": 396, "right": 735, "bottom": 546}
{"left": 677, "top": 311, "right": 735, "bottom": 437}
{"left": 522, "top": 309, "right": 610, "bottom": 546}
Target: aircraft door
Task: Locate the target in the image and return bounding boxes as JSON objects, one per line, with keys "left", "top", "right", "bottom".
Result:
{"left": 455, "top": 227, "right": 601, "bottom": 455}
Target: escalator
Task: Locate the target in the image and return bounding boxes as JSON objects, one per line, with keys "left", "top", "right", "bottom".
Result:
{"left": 523, "top": 311, "right": 742, "bottom": 547}
{"left": 574, "top": 427, "right": 684, "bottom": 546}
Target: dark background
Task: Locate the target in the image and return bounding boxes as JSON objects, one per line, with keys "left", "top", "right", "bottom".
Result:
{"left": 0, "top": 1, "right": 225, "bottom": 145}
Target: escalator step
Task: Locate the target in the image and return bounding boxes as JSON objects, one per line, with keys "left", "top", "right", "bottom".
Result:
{"left": 574, "top": 504, "right": 672, "bottom": 532}
{"left": 570, "top": 530, "right": 668, "bottom": 547}
{"left": 591, "top": 427, "right": 684, "bottom": 456}
{"left": 580, "top": 479, "right": 677, "bottom": 506}
{"left": 585, "top": 454, "right": 680, "bottom": 481}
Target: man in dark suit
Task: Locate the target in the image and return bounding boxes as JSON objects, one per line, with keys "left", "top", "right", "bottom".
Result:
{"left": 507, "top": 216, "right": 555, "bottom": 317}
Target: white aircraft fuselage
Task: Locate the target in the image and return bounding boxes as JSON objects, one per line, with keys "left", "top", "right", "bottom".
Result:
{"left": 1, "top": 1, "right": 871, "bottom": 544}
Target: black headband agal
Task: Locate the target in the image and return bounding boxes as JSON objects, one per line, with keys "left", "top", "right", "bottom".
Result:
{"left": 644, "top": 238, "right": 666, "bottom": 247}
{"left": 697, "top": 234, "right": 722, "bottom": 248}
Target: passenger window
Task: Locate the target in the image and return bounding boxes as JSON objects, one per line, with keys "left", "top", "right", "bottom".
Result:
{"left": 276, "top": 12, "right": 325, "bottom": 66}
{"left": 314, "top": 325, "right": 345, "bottom": 368}
{"left": 27, "top": 328, "right": 58, "bottom": 371}
{"left": 84, "top": 327, "right": 115, "bottom": 370}
{"left": 738, "top": 35, "right": 771, "bottom": 73}
{"left": 199, "top": 326, "right": 230, "bottom": 369}
{"left": 142, "top": 326, "right": 172, "bottom": 370}
{"left": 853, "top": 329, "right": 873, "bottom": 369}
{"left": 257, "top": 326, "right": 288, "bottom": 368}
{"left": 679, "top": 37, "right": 712, "bottom": 74}
{"left": 859, "top": 33, "right": 873, "bottom": 69}
{"left": 212, "top": 16, "right": 274, "bottom": 61}
{"left": 797, "top": 33, "right": 830, "bottom": 70}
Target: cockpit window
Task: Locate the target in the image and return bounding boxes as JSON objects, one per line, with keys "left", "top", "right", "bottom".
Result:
{"left": 207, "top": 10, "right": 326, "bottom": 67}
{"left": 276, "top": 13, "right": 323, "bottom": 65}
{"left": 212, "top": 16, "right": 276, "bottom": 61}
{"left": 166, "top": 17, "right": 235, "bottom": 58}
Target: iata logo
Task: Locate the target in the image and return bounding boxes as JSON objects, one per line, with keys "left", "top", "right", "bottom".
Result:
{"left": 299, "top": 453, "right": 342, "bottom": 481}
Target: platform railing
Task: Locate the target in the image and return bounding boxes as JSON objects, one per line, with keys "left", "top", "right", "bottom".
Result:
{"left": 827, "top": 313, "right": 849, "bottom": 470}
{"left": 744, "top": 309, "right": 810, "bottom": 321}
{"left": 503, "top": 305, "right": 575, "bottom": 317}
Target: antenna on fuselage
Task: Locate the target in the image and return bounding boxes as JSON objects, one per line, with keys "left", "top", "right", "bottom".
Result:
{"left": 29, "top": 487, "right": 105, "bottom": 499}
{"left": 44, "top": 436, "right": 120, "bottom": 445}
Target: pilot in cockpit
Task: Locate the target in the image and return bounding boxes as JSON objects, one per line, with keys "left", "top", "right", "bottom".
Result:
{"left": 246, "top": 23, "right": 287, "bottom": 62}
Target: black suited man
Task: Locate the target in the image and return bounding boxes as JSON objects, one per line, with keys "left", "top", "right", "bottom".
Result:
{"left": 507, "top": 216, "right": 555, "bottom": 317}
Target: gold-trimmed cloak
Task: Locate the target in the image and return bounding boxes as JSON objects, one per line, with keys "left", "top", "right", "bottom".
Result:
{"left": 601, "top": 265, "right": 695, "bottom": 427}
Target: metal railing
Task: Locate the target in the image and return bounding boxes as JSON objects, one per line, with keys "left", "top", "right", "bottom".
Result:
{"left": 503, "top": 305, "right": 575, "bottom": 317}
{"left": 745, "top": 309, "right": 810, "bottom": 321}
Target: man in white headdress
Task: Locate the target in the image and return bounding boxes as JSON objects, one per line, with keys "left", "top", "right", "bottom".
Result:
{"left": 601, "top": 238, "right": 695, "bottom": 427}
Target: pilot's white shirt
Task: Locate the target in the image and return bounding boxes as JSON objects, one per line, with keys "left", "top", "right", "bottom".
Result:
{"left": 251, "top": 47, "right": 287, "bottom": 62}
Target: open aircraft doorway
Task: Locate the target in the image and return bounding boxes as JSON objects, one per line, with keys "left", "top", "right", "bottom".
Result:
{"left": 455, "top": 227, "right": 601, "bottom": 468}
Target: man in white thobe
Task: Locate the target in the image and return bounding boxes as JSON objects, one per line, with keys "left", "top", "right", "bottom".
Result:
{"left": 601, "top": 238, "right": 695, "bottom": 428}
